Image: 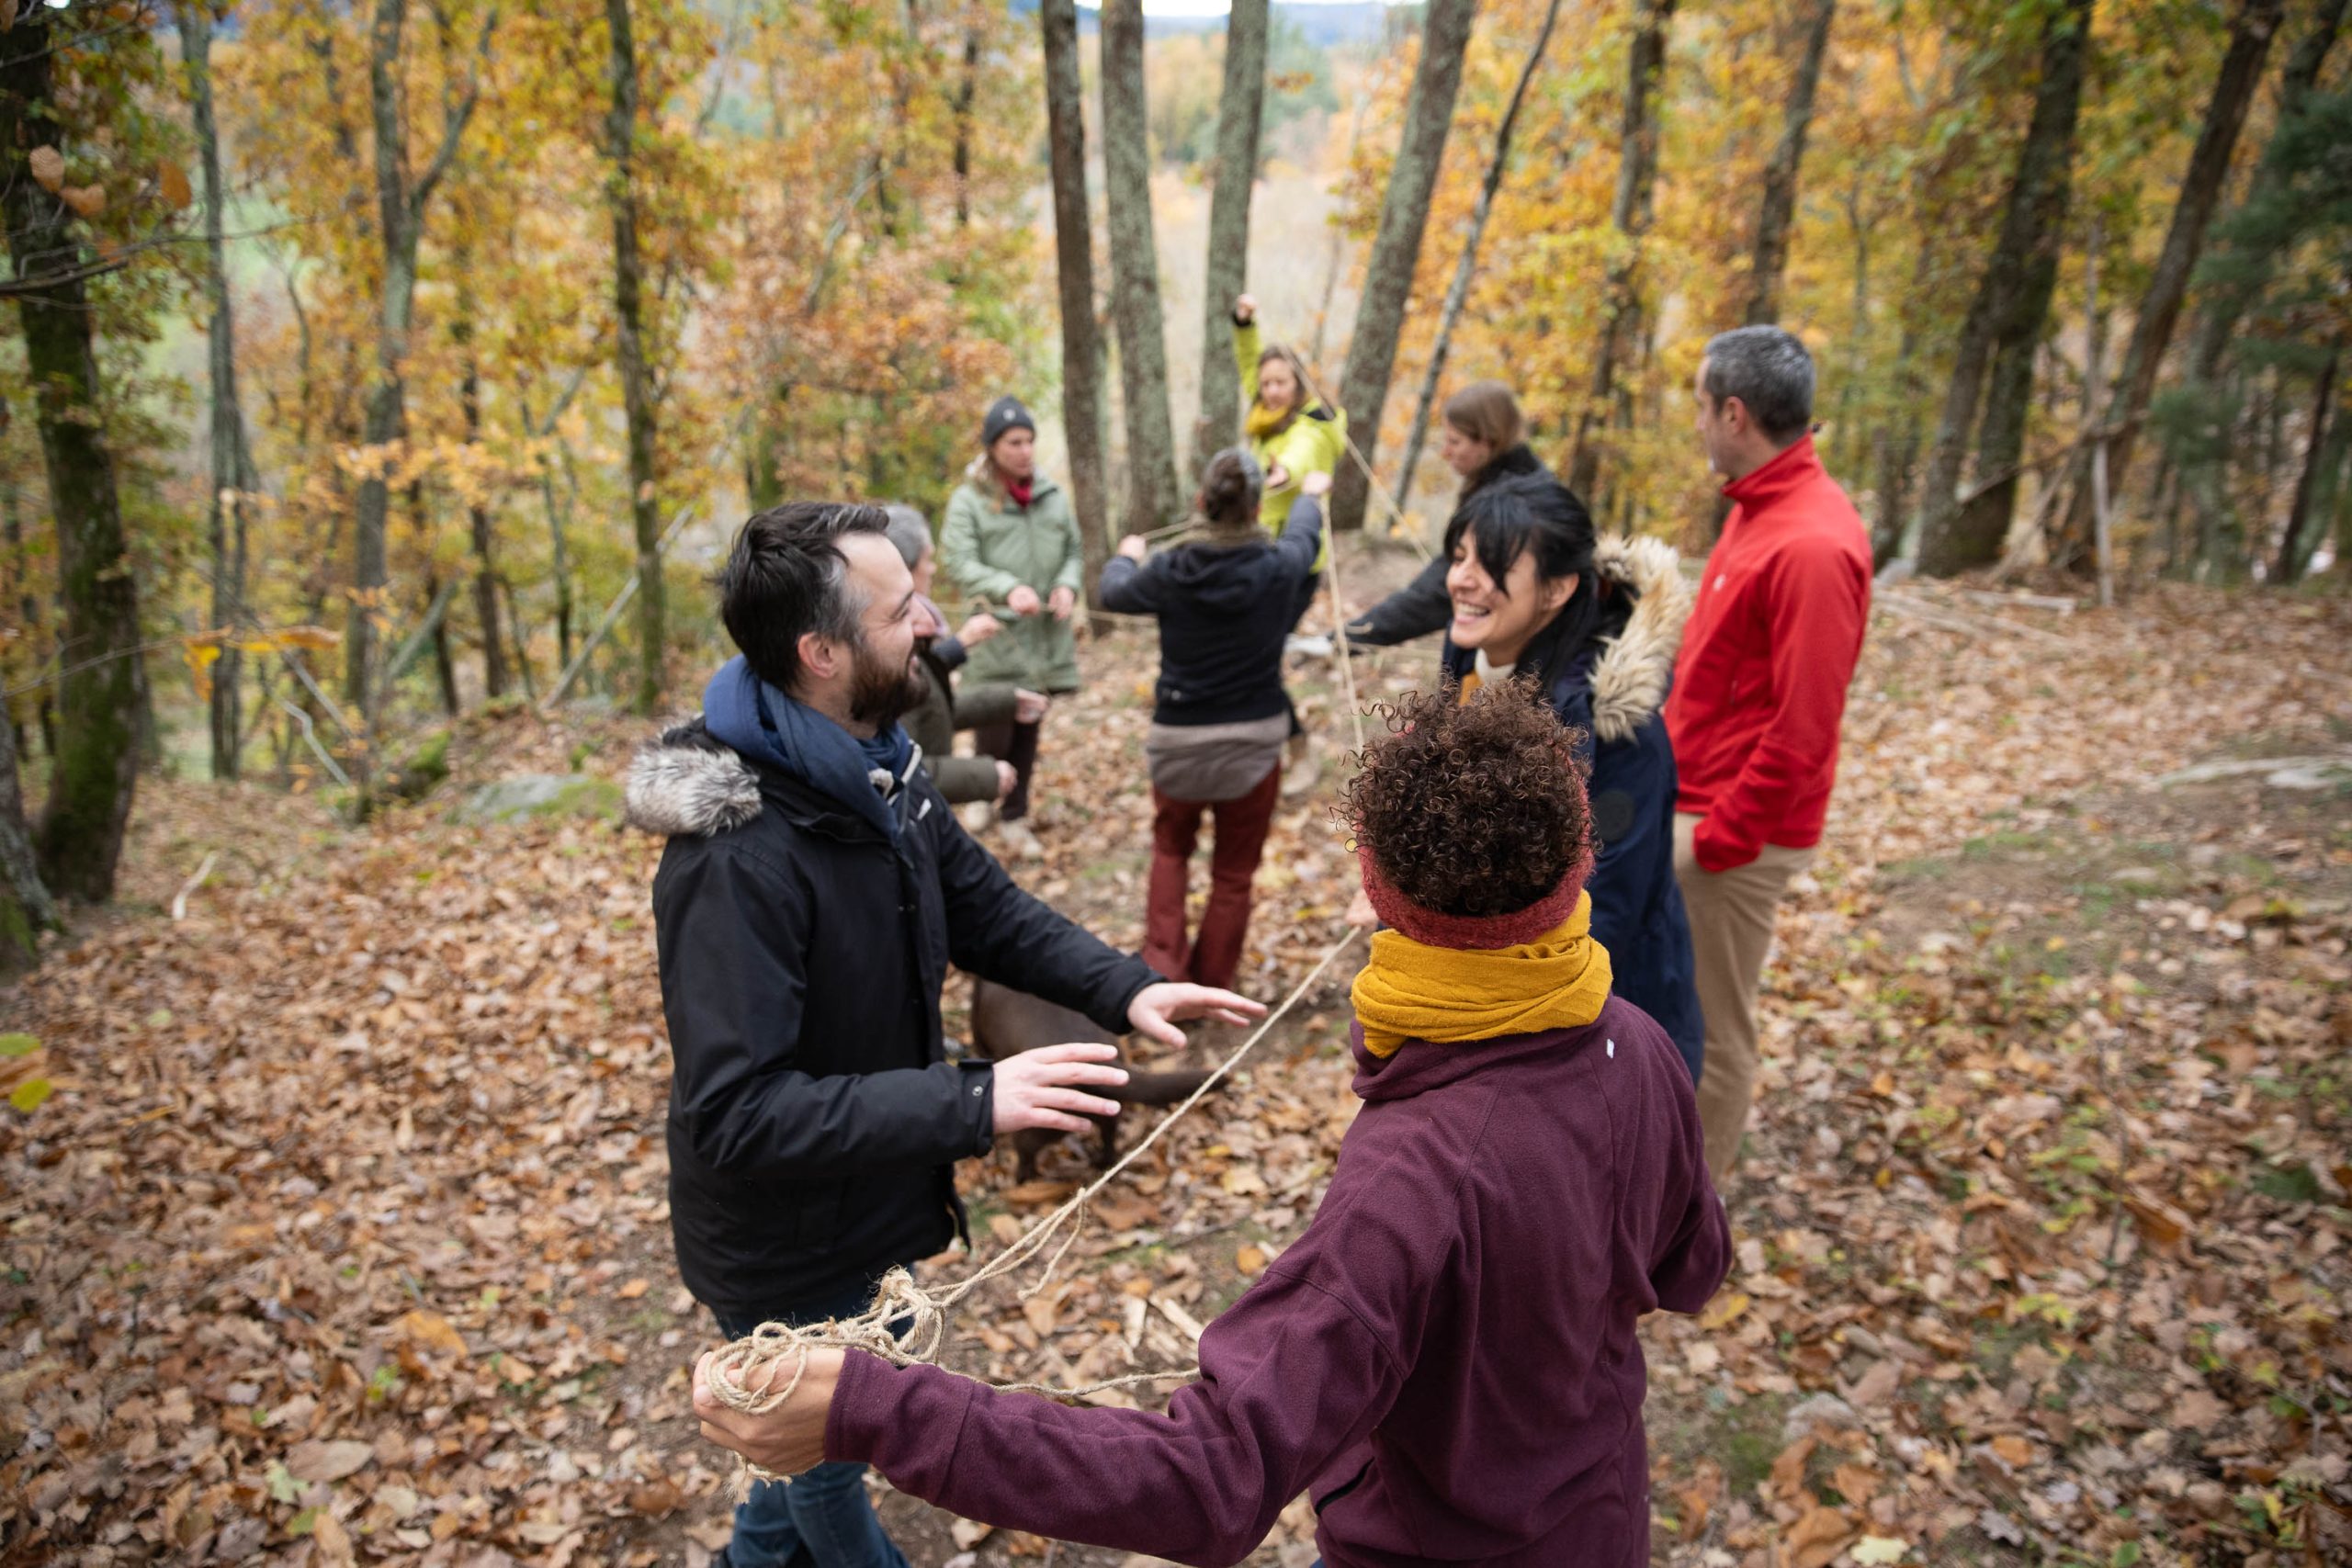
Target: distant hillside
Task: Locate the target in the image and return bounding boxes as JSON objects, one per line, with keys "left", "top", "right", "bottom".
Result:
{"left": 1008, "top": 3, "right": 1404, "bottom": 49}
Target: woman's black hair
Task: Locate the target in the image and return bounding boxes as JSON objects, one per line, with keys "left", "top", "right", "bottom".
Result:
{"left": 1443, "top": 474, "right": 1610, "bottom": 672}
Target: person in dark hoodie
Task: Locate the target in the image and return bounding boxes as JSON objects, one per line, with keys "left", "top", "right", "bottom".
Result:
{"left": 692, "top": 684, "right": 1731, "bottom": 1568}
{"left": 1342, "top": 379, "right": 1548, "bottom": 649}
{"left": 625, "top": 501, "right": 1263, "bottom": 1568}
{"left": 1412, "top": 471, "right": 1704, "bottom": 1079}
{"left": 1099, "top": 448, "right": 1325, "bottom": 989}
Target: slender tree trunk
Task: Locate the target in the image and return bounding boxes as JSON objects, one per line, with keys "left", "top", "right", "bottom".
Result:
{"left": 0, "top": 703, "right": 56, "bottom": 976}
{"left": 1743, "top": 0, "right": 1837, "bottom": 326}
{"left": 355, "top": 0, "right": 413, "bottom": 710}
{"left": 951, "top": 18, "right": 980, "bottom": 228}
{"left": 2055, "top": 0, "right": 2287, "bottom": 568}
{"left": 1100, "top": 0, "right": 1183, "bottom": 534}
{"left": 180, "top": 0, "right": 250, "bottom": 783}
{"left": 1394, "top": 0, "right": 1561, "bottom": 512}
{"left": 1, "top": 8, "right": 144, "bottom": 903}
{"left": 1566, "top": 0, "right": 1674, "bottom": 502}
{"left": 1329, "top": 0, "right": 1481, "bottom": 534}
{"left": 452, "top": 275, "right": 508, "bottom": 700}
{"left": 2274, "top": 345, "right": 2339, "bottom": 582}
{"left": 1196, "top": 0, "right": 1270, "bottom": 463}
{"left": 1041, "top": 0, "right": 1112, "bottom": 611}
{"left": 1915, "top": 0, "right": 2092, "bottom": 577}
{"left": 606, "top": 0, "right": 664, "bottom": 714}
{"left": 2188, "top": 0, "right": 2345, "bottom": 394}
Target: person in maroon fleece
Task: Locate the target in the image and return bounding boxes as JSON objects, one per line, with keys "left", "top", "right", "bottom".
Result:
{"left": 1667, "top": 326, "right": 1872, "bottom": 1179}
{"left": 695, "top": 688, "right": 1730, "bottom": 1568}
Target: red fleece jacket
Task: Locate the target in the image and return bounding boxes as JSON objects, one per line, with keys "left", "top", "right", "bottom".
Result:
{"left": 827, "top": 997, "right": 1729, "bottom": 1568}
{"left": 1665, "top": 436, "right": 1871, "bottom": 872}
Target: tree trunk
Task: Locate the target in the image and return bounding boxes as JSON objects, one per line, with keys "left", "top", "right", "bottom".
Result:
{"left": 2274, "top": 345, "right": 2339, "bottom": 583}
{"left": 2184, "top": 0, "right": 2342, "bottom": 381}
{"left": 1100, "top": 0, "right": 1183, "bottom": 534}
{"left": 0, "top": 8, "right": 145, "bottom": 903}
{"left": 1394, "top": 0, "right": 1562, "bottom": 512}
{"left": 1041, "top": 0, "right": 1113, "bottom": 610}
{"left": 607, "top": 0, "right": 664, "bottom": 715}
{"left": 354, "top": 0, "right": 413, "bottom": 711}
{"left": 179, "top": 0, "right": 251, "bottom": 783}
{"left": 1329, "top": 0, "right": 1481, "bottom": 535}
{"left": 951, "top": 18, "right": 980, "bottom": 228}
{"left": 1196, "top": 0, "right": 1269, "bottom": 463}
{"left": 0, "top": 703, "right": 56, "bottom": 976}
{"left": 452, "top": 275, "right": 507, "bottom": 700}
{"left": 1743, "top": 0, "right": 1837, "bottom": 327}
{"left": 2058, "top": 0, "right": 2288, "bottom": 567}
{"left": 1566, "top": 0, "right": 1674, "bottom": 502}
{"left": 1915, "top": 0, "right": 2092, "bottom": 577}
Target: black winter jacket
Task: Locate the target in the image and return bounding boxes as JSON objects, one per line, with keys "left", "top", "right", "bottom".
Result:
{"left": 1344, "top": 444, "right": 1551, "bottom": 647}
{"left": 1098, "top": 497, "right": 1323, "bottom": 726}
{"left": 626, "top": 722, "right": 1159, "bottom": 1316}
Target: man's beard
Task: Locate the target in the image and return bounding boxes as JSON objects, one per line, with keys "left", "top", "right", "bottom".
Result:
{"left": 847, "top": 636, "right": 927, "bottom": 728}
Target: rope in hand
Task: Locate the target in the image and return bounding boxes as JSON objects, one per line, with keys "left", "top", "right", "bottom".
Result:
{"left": 700, "top": 926, "right": 1368, "bottom": 1480}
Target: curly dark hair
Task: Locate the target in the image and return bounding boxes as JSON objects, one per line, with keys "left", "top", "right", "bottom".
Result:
{"left": 1340, "top": 683, "right": 1591, "bottom": 919}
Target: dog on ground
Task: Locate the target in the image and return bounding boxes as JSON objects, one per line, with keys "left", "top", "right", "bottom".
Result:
{"left": 967, "top": 978, "right": 1218, "bottom": 1182}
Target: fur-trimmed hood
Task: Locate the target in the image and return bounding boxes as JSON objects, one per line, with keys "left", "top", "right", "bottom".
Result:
{"left": 1587, "top": 534, "right": 1693, "bottom": 744}
{"left": 625, "top": 722, "right": 765, "bottom": 838}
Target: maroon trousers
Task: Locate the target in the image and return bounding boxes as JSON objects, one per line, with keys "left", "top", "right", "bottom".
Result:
{"left": 1144, "top": 764, "right": 1281, "bottom": 990}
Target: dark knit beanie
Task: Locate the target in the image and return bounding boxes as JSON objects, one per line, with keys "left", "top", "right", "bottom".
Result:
{"left": 981, "top": 396, "right": 1035, "bottom": 450}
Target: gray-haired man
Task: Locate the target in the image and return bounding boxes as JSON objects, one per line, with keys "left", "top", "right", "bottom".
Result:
{"left": 1665, "top": 327, "right": 1871, "bottom": 1179}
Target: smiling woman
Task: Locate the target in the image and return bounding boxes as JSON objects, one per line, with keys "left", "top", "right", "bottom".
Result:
{"left": 1418, "top": 471, "right": 1706, "bottom": 1080}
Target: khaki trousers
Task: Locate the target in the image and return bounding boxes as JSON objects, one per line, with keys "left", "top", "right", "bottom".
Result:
{"left": 1674, "top": 812, "right": 1814, "bottom": 1179}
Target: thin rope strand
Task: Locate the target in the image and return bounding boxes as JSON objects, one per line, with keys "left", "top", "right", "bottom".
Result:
{"left": 701, "top": 927, "right": 1366, "bottom": 1476}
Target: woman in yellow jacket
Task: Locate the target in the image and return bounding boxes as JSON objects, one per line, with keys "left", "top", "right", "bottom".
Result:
{"left": 1232, "top": 295, "right": 1344, "bottom": 574}
{"left": 1232, "top": 294, "right": 1344, "bottom": 792}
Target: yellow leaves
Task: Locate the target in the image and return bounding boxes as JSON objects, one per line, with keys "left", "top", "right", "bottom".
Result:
{"left": 1698, "top": 1289, "right": 1749, "bottom": 1331}
{"left": 158, "top": 161, "right": 192, "bottom": 210}
{"left": 1851, "top": 1538, "right": 1910, "bottom": 1564}
{"left": 1988, "top": 1434, "right": 2037, "bottom": 1468}
{"left": 0, "top": 1033, "right": 51, "bottom": 1114}
{"left": 1235, "top": 1244, "right": 1267, "bottom": 1276}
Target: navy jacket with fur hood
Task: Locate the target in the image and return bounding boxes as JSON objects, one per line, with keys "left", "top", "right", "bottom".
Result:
{"left": 627, "top": 720, "right": 1159, "bottom": 1316}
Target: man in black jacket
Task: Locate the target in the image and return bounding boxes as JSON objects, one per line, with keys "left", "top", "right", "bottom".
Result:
{"left": 626, "top": 502, "right": 1261, "bottom": 1568}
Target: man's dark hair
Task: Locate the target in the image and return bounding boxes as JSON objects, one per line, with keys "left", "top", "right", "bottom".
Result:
{"left": 1340, "top": 685, "right": 1591, "bottom": 919}
{"left": 718, "top": 502, "right": 890, "bottom": 692}
{"left": 1701, "top": 325, "right": 1815, "bottom": 443}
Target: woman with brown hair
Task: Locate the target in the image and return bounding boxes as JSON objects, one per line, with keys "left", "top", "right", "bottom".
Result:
{"left": 1344, "top": 378, "right": 1551, "bottom": 647}
{"left": 1098, "top": 448, "right": 1327, "bottom": 989}
{"left": 1231, "top": 295, "right": 1344, "bottom": 571}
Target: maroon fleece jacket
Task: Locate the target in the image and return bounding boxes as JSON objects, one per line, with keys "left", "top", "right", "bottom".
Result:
{"left": 826, "top": 995, "right": 1730, "bottom": 1567}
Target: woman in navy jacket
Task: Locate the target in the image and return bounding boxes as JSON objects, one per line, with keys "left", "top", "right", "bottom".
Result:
{"left": 1426, "top": 473, "right": 1704, "bottom": 1077}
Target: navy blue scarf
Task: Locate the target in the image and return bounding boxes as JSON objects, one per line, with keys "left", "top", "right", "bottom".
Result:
{"left": 701, "top": 656, "right": 915, "bottom": 841}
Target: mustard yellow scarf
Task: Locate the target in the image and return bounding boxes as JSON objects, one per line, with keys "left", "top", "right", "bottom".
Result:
{"left": 1350, "top": 893, "right": 1613, "bottom": 1059}
{"left": 1245, "top": 400, "right": 1299, "bottom": 442}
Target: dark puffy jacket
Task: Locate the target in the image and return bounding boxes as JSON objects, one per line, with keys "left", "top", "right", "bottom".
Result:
{"left": 625, "top": 722, "right": 1159, "bottom": 1317}
{"left": 1098, "top": 498, "right": 1323, "bottom": 726}
{"left": 1441, "top": 536, "right": 1705, "bottom": 1079}
{"left": 1344, "top": 444, "right": 1549, "bottom": 648}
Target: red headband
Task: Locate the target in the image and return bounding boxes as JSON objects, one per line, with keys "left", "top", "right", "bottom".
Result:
{"left": 1356, "top": 840, "right": 1593, "bottom": 951}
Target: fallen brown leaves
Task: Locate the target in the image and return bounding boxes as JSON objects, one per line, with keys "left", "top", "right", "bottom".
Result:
{"left": 3, "top": 572, "right": 2349, "bottom": 1567}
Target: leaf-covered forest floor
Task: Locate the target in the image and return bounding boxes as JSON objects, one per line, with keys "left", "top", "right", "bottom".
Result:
{"left": 6, "top": 551, "right": 2351, "bottom": 1568}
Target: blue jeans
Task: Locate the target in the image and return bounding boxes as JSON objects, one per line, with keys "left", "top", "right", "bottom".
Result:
{"left": 715, "top": 1280, "right": 910, "bottom": 1568}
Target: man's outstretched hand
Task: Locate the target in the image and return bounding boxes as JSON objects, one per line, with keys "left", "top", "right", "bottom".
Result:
{"left": 992, "top": 1043, "right": 1128, "bottom": 1135}
{"left": 1126, "top": 982, "right": 1267, "bottom": 1048}
{"left": 695, "top": 1346, "right": 843, "bottom": 1479}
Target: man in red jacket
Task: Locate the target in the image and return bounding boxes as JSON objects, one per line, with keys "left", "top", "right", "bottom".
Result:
{"left": 695, "top": 689, "right": 1728, "bottom": 1568}
{"left": 1667, "top": 327, "right": 1871, "bottom": 1179}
